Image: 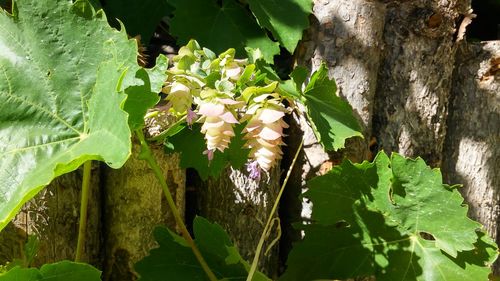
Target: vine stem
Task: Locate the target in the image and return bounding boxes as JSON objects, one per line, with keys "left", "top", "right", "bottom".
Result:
{"left": 136, "top": 130, "right": 218, "bottom": 281}
{"left": 246, "top": 139, "right": 304, "bottom": 281}
{"left": 75, "top": 160, "right": 92, "bottom": 262}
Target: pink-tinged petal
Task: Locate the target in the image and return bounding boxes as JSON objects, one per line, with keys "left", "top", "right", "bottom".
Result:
{"left": 259, "top": 126, "right": 282, "bottom": 140}
{"left": 225, "top": 66, "right": 241, "bottom": 78}
{"left": 222, "top": 129, "right": 235, "bottom": 136}
{"left": 255, "top": 138, "right": 275, "bottom": 147}
{"left": 258, "top": 108, "right": 285, "bottom": 124}
{"left": 219, "top": 111, "right": 239, "bottom": 124}
{"left": 201, "top": 120, "right": 225, "bottom": 131}
{"left": 278, "top": 119, "right": 290, "bottom": 128}
{"left": 203, "top": 149, "right": 214, "bottom": 161}
{"left": 170, "top": 81, "right": 190, "bottom": 94}
{"left": 217, "top": 98, "right": 242, "bottom": 105}
{"left": 265, "top": 122, "right": 285, "bottom": 134}
{"left": 186, "top": 109, "right": 197, "bottom": 125}
{"left": 255, "top": 146, "right": 275, "bottom": 157}
{"left": 199, "top": 103, "right": 225, "bottom": 117}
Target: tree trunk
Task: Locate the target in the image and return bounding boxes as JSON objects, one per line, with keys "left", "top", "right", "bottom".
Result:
{"left": 197, "top": 166, "right": 281, "bottom": 278}
{"left": 0, "top": 164, "right": 102, "bottom": 267}
{"left": 102, "top": 143, "right": 185, "bottom": 281}
{"left": 442, "top": 40, "right": 500, "bottom": 273}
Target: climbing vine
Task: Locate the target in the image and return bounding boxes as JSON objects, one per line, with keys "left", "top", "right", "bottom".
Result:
{"left": 0, "top": 0, "right": 497, "bottom": 280}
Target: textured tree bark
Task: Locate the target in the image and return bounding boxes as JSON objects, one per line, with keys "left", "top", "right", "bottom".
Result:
{"left": 373, "top": 0, "right": 469, "bottom": 166}
{"left": 443, "top": 41, "right": 500, "bottom": 272}
{"left": 280, "top": 0, "right": 386, "bottom": 275}
{"left": 102, "top": 143, "right": 185, "bottom": 281}
{"left": 0, "top": 164, "right": 102, "bottom": 267}
{"left": 197, "top": 166, "right": 281, "bottom": 278}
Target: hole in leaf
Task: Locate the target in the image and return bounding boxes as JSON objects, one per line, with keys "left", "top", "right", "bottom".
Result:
{"left": 335, "top": 220, "right": 350, "bottom": 229}
{"left": 419, "top": 232, "right": 435, "bottom": 241}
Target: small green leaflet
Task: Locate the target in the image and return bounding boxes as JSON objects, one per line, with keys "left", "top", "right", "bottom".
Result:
{"left": 0, "top": 261, "right": 101, "bottom": 281}
{"left": 135, "top": 216, "right": 270, "bottom": 281}
{"left": 302, "top": 63, "right": 363, "bottom": 151}
{"left": 280, "top": 152, "right": 498, "bottom": 281}
{"left": 123, "top": 69, "right": 160, "bottom": 131}
{"left": 166, "top": 124, "right": 249, "bottom": 180}
{"left": 0, "top": 0, "right": 141, "bottom": 231}
{"left": 247, "top": 0, "right": 312, "bottom": 53}
{"left": 168, "top": 0, "right": 280, "bottom": 63}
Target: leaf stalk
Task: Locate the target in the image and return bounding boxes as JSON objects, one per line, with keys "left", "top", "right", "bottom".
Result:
{"left": 136, "top": 129, "right": 218, "bottom": 281}
{"left": 75, "top": 160, "right": 92, "bottom": 262}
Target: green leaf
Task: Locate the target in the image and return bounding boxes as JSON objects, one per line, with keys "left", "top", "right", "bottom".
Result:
{"left": 168, "top": 0, "right": 279, "bottom": 63}
{"left": 0, "top": 261, "right": 101, "bottom": 281}
{"left": 281, "top": 152, "right": 497, "bottom": 281}
{"left": 102, "top": 0, "right": 173, "bottom": 43}
{"left": 303, "top": 64, "right": 363, "bottom": 150}
{"left": 146, "top": 54, "right": 169, "bottom": 93}
{"left": 247, "top": 0, "right": 312, "bottom": 53}
{"left": 0, "top": 0, "right": 140, "bottom": 231}
{"left": 123, "top": 69, "right": 160, "bottom": 130}
{"left": 166, "top": 124, "right": 249, "bottom": 180}
{"left": 23, "top": 235, "right": 39, "bottom": 266}
{"left": 135, "top": 216, "right": 270, "bottom": 281}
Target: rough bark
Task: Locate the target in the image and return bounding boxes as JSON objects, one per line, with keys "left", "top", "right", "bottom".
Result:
{"left": 443, "top": 40, "right": 500, "bottom": 272}
{"left": 102, "top": 143, "right": 185, "bottom": 281}
{"left": 287, "top": 0, "right": 386, "bottom": 242}
{"left": 373, "top": 0, "right": 469, "bottom": 166}
{"left": 0, "top": 164, "right": 102, "bottom": 267}
{"left": 198, "top": 166, "right": 281, "bottom": 278}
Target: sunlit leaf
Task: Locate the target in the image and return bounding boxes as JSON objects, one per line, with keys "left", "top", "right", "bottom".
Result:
{"left": 0, "top": 0, "right": 140, "bottom": 231}
{"left": 281, "top": 152, "right": 498, "bottom": 281}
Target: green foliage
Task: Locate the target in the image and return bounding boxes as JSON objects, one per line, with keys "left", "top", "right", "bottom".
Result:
{"left": 280, "top": 152, "right": 498, "bottom": 281}
{"left": 102, "top": 0, "right": 173, "bottom": 43}
{"left": 247, "top": 0, "right": 312, "bottom": 52}
{"left": 0, "top": 261, "right": 101, "bottom": 281}
{"left": 135, "top": 216, "right": 270, "bottom": 281}
{"left": 146, "top": 54, "right": 170, "bottom": 93}
{"left": 168, "top": 0, "right": 280, "bottom": 63}
{"left": 166, "top": 124, "right": 249, "bottom": 180}
{"left": 299, "top": 64, "right": 363, "bottom": 150}
{"left": 0, "top": 0, "right": 140, "bottom": 231}
{"left": 123, "top": 69, "right": 160, "bottom": 130}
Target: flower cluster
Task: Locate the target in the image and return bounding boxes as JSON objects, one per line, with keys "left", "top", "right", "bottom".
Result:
{"left": 159, "top": 40, "right": 292, "bottom": 178}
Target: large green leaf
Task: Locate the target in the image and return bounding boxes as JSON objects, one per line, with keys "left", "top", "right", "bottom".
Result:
{"left": 281, "top": 152, "right": 498, "bottom": 281}
{"left": 0, "top": 0, "right": 140, "bottom": 231}
{"left": 102, "top": 0, "right": 173, "bottom": 43}
{"left": 168, "top": 0, "right": 280, "bottom": 63}
{"left": 166, "top": 123, "right": 249, "bottom": 180}
{"left": 247, "top": 0, "right": 312, "bottom": 53}
{"left": 0, "top": 261, "right": 101, "bottom": 281}
{"left": 135, "top": 216, "right": 270, "bottom": 281}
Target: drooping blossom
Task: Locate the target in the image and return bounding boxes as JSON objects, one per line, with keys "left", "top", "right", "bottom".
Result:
{"left": 243, "top": 96, "right": 289, "bottom": 171}
{"left": 198, "top": 98, "right": 240, "bottom": 155}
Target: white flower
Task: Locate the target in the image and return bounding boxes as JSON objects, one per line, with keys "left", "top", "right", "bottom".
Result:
{"left": 243, "top": 106, "right": 289, "bottom": 171}
{"left": 198, "top": 100, "right": 240, "bottom": 156}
